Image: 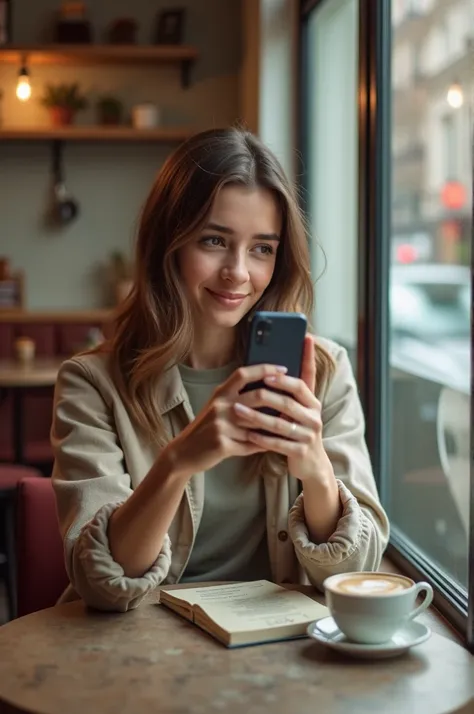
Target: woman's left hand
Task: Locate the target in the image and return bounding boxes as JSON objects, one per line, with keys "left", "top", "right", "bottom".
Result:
{"left": 234, "top": 335, "right": 334, "bottom": 483}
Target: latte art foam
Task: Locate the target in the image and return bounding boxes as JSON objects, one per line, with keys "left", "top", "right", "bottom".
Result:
{"left": 333, "top": 575, "right": 411, "bottom": 596}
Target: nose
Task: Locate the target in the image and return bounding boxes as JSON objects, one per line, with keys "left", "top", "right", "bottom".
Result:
{"left": 221, "top": 249, "right": 250, "bottom": 285}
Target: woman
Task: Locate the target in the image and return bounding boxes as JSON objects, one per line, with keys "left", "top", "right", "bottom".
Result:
{"left": 51, "top": 127, "right": 389, "bottom": 612}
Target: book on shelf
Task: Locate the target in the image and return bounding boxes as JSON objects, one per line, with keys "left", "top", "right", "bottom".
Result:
{"left": 159, "top": 579, "right": 329, "bottom": 648}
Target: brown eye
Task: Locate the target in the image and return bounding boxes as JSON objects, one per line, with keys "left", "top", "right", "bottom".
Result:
{"left": 200, "top": 236, "right": 225, "bottom": 247}
{"left": 254, "top": 244, "right": 274, "bottom": 255}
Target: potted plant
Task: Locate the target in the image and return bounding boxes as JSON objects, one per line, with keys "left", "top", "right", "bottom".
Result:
{"left": 109, "top": 250, "right": 134, "bottom": 304}
{"left": 96, "top": 95, "right": 124, "bottom": 126}
{"left": 40, "top": 82, "right": 88, "bottom": 126}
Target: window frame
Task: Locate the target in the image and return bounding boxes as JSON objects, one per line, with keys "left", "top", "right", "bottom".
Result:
{"left": 299, "top": 0, "right": 474, "bottom": 651}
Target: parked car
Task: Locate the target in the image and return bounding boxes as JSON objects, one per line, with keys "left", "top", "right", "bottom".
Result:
{"left": 390, "top": 263, "right": 470, "bottom": 393}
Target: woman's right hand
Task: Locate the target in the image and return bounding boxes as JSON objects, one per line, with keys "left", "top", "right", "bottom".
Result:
{"left": 163, "top": 364, "right": 287, "bottom": 480}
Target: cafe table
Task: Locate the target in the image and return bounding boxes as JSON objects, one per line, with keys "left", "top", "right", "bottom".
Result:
{"left": 0, "top": 359, "right": 63, "bottom": 464}
{"left": 0, "top": 585, "right": 473, "bottom": 714}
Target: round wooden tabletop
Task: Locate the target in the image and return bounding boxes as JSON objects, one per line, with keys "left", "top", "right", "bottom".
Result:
{"left": 0, "top": 595, "right": 473, "bottom": 714}
{"left": 0, "top": 359, "right": 63, "bottom": 388}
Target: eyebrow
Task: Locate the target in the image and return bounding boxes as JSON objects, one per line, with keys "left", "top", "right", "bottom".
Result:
{"left": 204, "top": 222, "right": 280, "bottom": 242}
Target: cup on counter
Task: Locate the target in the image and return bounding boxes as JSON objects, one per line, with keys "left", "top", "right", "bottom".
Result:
{"left": 131, "top": 103, "right": 160, "bottom": 129}
{"left": 322, "top": 571, "right": 434, "bottom": 645}
{"left": 14, "top": 336, "right": 36, "bottom": 365}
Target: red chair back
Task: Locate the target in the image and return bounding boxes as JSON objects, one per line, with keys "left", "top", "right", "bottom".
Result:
{"left": 16, "top": 476, "right": 69, "bottom": 617}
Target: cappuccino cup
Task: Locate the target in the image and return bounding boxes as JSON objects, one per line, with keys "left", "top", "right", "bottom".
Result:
{"left": 323, "top": 571, "right": 433, "bottom": 645}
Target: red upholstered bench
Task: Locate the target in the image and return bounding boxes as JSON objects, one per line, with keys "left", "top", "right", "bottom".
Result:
{"left": 0, "top": 465, "right": 43, "bottom": 621}
{"left": 16, "top": 476, "right": 68, "bottom": 617}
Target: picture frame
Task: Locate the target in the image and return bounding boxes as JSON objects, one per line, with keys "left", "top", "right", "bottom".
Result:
{"left": 154, "top": 8, "right": 185, "bottom": 45}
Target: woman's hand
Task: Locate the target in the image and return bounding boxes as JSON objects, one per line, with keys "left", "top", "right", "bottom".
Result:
{"left": 233, "top": 335, "right": 334, "bottom": 484}
{"left": 164, "top": 363, "right": 288, "bottom": 481}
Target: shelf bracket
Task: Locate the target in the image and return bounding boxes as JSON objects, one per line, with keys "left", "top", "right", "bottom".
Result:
{"left": 181, "top": 58, "right": 194, "bottom": 89}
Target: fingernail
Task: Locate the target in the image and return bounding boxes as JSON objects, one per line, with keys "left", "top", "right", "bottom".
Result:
{"left": 234, "top": 402, "right": 251, "bottom": 415}
{"left": 265, "top": 375, "right": 277, "bottom": 383}
{"left": 276, "top": 366, "right": 288, "bottom": 373}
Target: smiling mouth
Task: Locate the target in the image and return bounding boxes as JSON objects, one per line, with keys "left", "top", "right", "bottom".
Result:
{"left": 206, "top": 289, "right": 249, "bottom": 301}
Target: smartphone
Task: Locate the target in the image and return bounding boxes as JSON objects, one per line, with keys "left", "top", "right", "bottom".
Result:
{"left": 240, "top": 311, "right": 308, "bottom": 428}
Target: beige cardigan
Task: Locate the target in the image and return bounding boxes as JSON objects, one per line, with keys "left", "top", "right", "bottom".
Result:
{"left": 50, "top": 337, "right": 390, "bottom": 612}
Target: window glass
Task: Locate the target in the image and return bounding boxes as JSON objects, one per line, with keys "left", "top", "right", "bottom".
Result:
{"left": 389, "top": 0, "right": 472, "bottom": 587}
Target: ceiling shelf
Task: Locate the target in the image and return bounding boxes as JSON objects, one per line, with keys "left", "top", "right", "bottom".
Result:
{"left": 0, "top": 126, "right": 194, "bottom": 142}
{"left": 0, "top": 44, "right": 199, "bottom": 86}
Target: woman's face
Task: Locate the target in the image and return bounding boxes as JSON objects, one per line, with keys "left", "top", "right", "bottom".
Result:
{"left": 178, "top": 185, "right": 281, "bottom": 332}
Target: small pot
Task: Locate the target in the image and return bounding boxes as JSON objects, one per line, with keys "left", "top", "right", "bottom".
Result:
{"left": 99, "top": 113, "right": 121, "bottom": 125}
{"left": 132, "top": 103, "right": 160, "bottom": 129}
{"left": 50, "top": 107, "right": 75, "bottom": 126}
{"left": 97, "top": 108, "right": 123, "bottom": 126}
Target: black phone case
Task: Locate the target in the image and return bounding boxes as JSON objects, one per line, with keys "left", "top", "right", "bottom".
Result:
{"left": 240, "top": 311, "right": 307, "bottom": 434}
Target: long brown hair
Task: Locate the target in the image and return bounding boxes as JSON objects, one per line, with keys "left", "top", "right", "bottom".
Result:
{"left": 106, "top": 127, "right": 334, "bottom": 450}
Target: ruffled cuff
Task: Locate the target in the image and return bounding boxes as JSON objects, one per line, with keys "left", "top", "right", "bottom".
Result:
{"left": 288, "top": 480, "right": 369, "bottom": 567}
{"left": 72, "top": 501, "right": 172, "bottom": 612}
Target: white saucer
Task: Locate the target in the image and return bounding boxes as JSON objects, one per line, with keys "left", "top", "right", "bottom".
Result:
{"left": 307, "top": 617, "right": 431, "bottom": 659}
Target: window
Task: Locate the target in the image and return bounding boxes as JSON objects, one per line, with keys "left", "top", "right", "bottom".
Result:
{"left": 384, "top": 0, "right": 473, "bottom": 645}
{"left": 300, "top": 0, "right": 473, "bottom": 649}
{"left": 388, "top": 0, "right": 472, "bottom": 598}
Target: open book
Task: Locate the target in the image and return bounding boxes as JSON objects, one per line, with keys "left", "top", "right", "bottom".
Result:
{"left": 159, "top": 580, "right": 329, "bottom": 648}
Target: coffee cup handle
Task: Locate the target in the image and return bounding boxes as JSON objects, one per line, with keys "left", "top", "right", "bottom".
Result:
{"left": 408, "top": 582, "right": 434, "bottom": 621}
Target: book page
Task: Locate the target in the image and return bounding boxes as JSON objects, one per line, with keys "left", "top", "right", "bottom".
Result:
{"left": 162, "top": 581, "right": 328, "bottom": 633}
{"left": 161, "top": 580, "right": 277, "bottom": 606}
{"left": 196, "top": 587, "right": 327, "bottom": 634}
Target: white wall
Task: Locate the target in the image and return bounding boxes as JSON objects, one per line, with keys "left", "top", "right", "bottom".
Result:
{"left": 258, "top": 0, "right": 297, "bottom": 179}
{"left": 240, "top": 0, "right": 298, "bottom": 180}
{"left": 307, "top": 0, "right": 359, "bottom": 348}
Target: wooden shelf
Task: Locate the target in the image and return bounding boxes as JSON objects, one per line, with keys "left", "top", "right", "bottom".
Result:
{"left": 0, "top": 309, "right": 114, "bottom": 323}
{"left": 0, "top": 44, "right": 199, "bottom": 86}
{"left": 0, "top": 126, "right": 194, "bottom": 142}
{"left": 0, "top": 44, "right": 198, "bottom": 64}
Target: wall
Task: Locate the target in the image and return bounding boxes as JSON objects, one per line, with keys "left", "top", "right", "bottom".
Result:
{"left": 240, "top": 0, "right": 298, "bottom": 180}
{"left": 0, "top": 0, "right": 242, "bottom": 309}
{"left": 258, "top": 0, "right": 297, "bottom": 179}
{"left": 306, "top": 0, "right": 359, "bottom": 349}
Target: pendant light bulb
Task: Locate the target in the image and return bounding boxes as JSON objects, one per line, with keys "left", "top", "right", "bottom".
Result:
{"left": 16, "top": 66, "right": 31, "bottom": 102}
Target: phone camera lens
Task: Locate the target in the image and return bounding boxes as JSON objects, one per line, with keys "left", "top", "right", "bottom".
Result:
{"left": 255, "top": 320, "right": 270, "bottom": 345}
